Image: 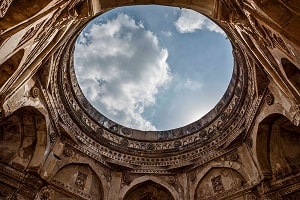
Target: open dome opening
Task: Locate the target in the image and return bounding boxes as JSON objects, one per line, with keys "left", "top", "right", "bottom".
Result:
{"left": 74, "top": 5, "right": 233, "bottom": 131}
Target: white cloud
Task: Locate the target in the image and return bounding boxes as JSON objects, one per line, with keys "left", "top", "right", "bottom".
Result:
{"left": 161, "top": 31, "right": 172, "bottom": 37}
{"left": 175, "top": 78, "right": 202, "bottom": 91}
{"left": 175, "top": 9, "right": 225, "bottom": 35}
{"left": 75, "top": 13, "right": 172, "bottom": 131}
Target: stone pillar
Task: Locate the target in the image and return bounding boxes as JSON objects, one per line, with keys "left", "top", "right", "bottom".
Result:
{"left": 108, "top": 171, "right": 122, "bottom": 200}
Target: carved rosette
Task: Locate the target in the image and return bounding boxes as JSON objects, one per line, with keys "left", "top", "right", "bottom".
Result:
{"left": 188, "top": 171, "right": 196, "bottom": 182}
{"left": 122, "top": 174, "right": 131, "bottom": 185}
{"left": 228, "top": 152, "right": 239, "bottom": 161}
{"left": 63, "top": 147, "right": 74, "bottom": 157}
{"left": 246, "top": 193, "right": 258, "bottom": 200}
{"left": 31, "top": 87, "right": 40, "bottom": 98}
{"left": 40, "top": 187, "right": 52, "bottom": 200}
{"left": 167, "top": 176, "right": 176, "bottom": 185}
{"left": 265, "top": 93, "right": 274, "bottom": 106}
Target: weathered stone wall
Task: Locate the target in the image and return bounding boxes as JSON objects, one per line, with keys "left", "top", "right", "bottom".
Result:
{"left": 0, "top": 0, "right": 300, "bottom": 199}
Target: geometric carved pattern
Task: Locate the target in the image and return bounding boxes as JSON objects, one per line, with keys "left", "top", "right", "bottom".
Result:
{"left": 0, "top": 0, "right": 13, "bottom": 18}
{"left": 75, "top": 172, "right": 87, "bottom": 190}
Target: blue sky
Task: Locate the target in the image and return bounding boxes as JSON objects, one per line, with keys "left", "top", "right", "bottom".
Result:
{"left": 74, "top": 5, "right": 233, "bottom": 131}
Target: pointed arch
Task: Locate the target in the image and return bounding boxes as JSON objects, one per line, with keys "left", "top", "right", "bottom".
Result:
{"left": 0, "top": 106, "right": 47, "bottom": 171}
{"left": 119, "top": 175, "right": 179, "bottom": 200}
{"left": 190, "top": 162, "right": 249, "bottom": 200}
{"left": 52, "top": 163, "right": 105, "bottom": 199}
{"left": 254, "top": 113, "right": 300, "bottom": 181}
{"left": 50, "top": 160, "right": 109, "bottom": 200}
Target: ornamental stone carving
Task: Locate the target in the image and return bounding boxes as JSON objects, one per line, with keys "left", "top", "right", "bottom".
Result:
{"left": 0, "top": 0, "right": 13, "bottom": 18}
{"left": 1, "top": 0, "right": 300, "bottom": 200}
{"left": 31, "top": 87, "right": 40, "bottom": 98}
{"left": 265, "top": 93, "right": 274, "bottom": 106}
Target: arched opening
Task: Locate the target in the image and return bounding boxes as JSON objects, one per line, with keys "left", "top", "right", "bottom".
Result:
{"left": 74, "top": 5, "right": 233, "bottom": 131}
{"left": 52, "top": 164, "right": 104, "bottom": 199}
{"left": 124, "top": 180, "right": 175, "bottom": 200}
{"left": 256, "top": 113, "right": 300, "bottom": 180}
{"left": 0, "top": 106, "right": 47, "bottom": 171}
{"left": 282, "top": 58, "right": 300, "bottom": 95}
{"left": 195, "top": 168, "right": 246, "bottom": 199}
{"left": 0, "top": 49, "right": 24, "bottom": 88}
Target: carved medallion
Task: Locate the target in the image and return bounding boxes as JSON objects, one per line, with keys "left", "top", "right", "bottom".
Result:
{"left": 188, "top": 171, "right": 196, "bottom": 182}
{"left": 122, "top": 174, "right": 131, "bottom": 184}
{"left": 167, "top": 176, "right": 176, "bottom": 185}
{"left": 63, "top": 147, "right": 74, "bottom": 157}
{"left": 265, "top": 93, "right": 274, "bottom": 106}
{"left": 31, "top": 87, "right": 40, "bottom": 98}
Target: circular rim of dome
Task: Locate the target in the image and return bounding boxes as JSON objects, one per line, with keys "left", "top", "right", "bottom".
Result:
{"left": 50, "top": 4, "right": 254, "bottom": 170}
{"left": 73, "top": 7, "right": 234, "bottom": 132}
{"left": 56, "top": 22, "right": 246, "bottom": 143}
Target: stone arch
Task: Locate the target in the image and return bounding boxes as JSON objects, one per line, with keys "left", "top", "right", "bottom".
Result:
{"left": 0, "top": 106, "right": 47, "bottom": 171}
{"left": 255, "top": 113, "right": 300, "bottom": 181}
{"left": 50, "top": 159, "right": 109, "bottom": 199}
{"left": 282, "top": 58, "right": 300, "bottom": 96}
{"left": 120, "top": 175, "right": 179, "bottom": 200}
{"left": 193, "top": 167, "right": 247, "bottom": 200}
{"left": 51, "top": 163, "right": 105, "bottom": 199}
{"left": 252, "top": 104, "right": 292, "bottom": 177}
{"left": 190, "top": 162, "right": 248, "bottom": 200}
{"left": 256, "top": 103, "right": 296, "bottom": 127}
{"left": 0, "top": 48, "right": 24, "bottom": 88}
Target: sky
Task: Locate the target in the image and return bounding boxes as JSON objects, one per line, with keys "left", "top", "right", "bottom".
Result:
{"left": 74, "top": 5, "right": 233, "bottom": 131}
